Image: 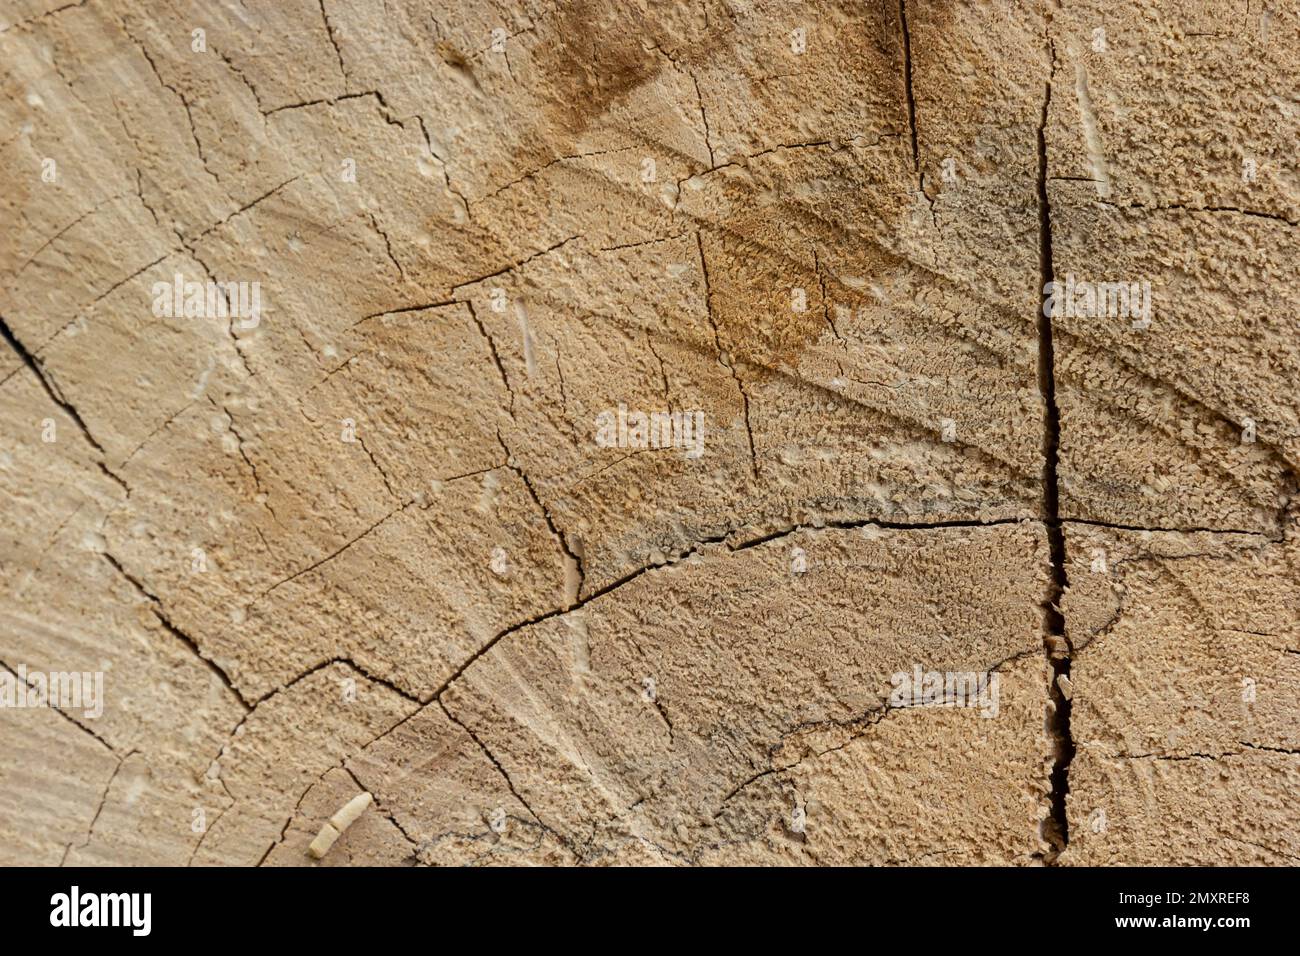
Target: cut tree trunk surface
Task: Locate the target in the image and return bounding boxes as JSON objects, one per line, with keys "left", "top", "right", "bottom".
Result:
{"left": 0, "top": 0, "right": 1295, "bottom": 866}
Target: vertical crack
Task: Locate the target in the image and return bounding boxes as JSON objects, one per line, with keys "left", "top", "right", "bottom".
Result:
{"left": 645, "top": 331, "right": 673, "bottom": 408}
{"left": 694, "top": 231, "right": 758, "bottom": 478}
{"left": 689, "top": 72, "right": 716, "bottom": 166}
{"left": 364, "top": 212, "right": 408, "bottom": 282}
{"left": 355, "top": 432, "right": 400, "bottom": 502}
{"left": 65, "top": 749, "right": 137, "bottom": 862}
{"left": 896, "top": 0, "right": 936, "bottom": 220}
{"left": 466, "top": 300, "right": 517, "bottom": 417}
{"left": 811, "top": 246, "right": 847, "bottom": 367}
{"left": 318, "top": 0, "right": 349, "bottom": 83}
{"left": 1036, "top": 35, "right": 1073, "bottom": 863}
{"left": 213, "top": 398, "right": 280, "bottom": 522}
{"left": 496, "top": 430, "right": 584, "bottom": 606}
{"left": 897, "top": 0, "right": 919, "bottom": 174}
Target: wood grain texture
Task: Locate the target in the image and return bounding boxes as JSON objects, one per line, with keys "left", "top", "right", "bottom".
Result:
{"left": 0, "top": 0, "right": 1295, "bottom": 865}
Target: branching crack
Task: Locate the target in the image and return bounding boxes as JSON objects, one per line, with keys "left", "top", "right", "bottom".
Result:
{"left": 429, "top": 513, "right": 1028, "bottom": 708}
{"left": 121, "top": 23, "right": 221, "bottom": 184}
{"left": 717, "top": 642, "right": 1039, "bottom": 815}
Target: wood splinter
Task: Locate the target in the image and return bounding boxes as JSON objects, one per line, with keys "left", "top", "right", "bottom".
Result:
{"left": 308, "top": 791, "right": 373, "bottom": 859}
